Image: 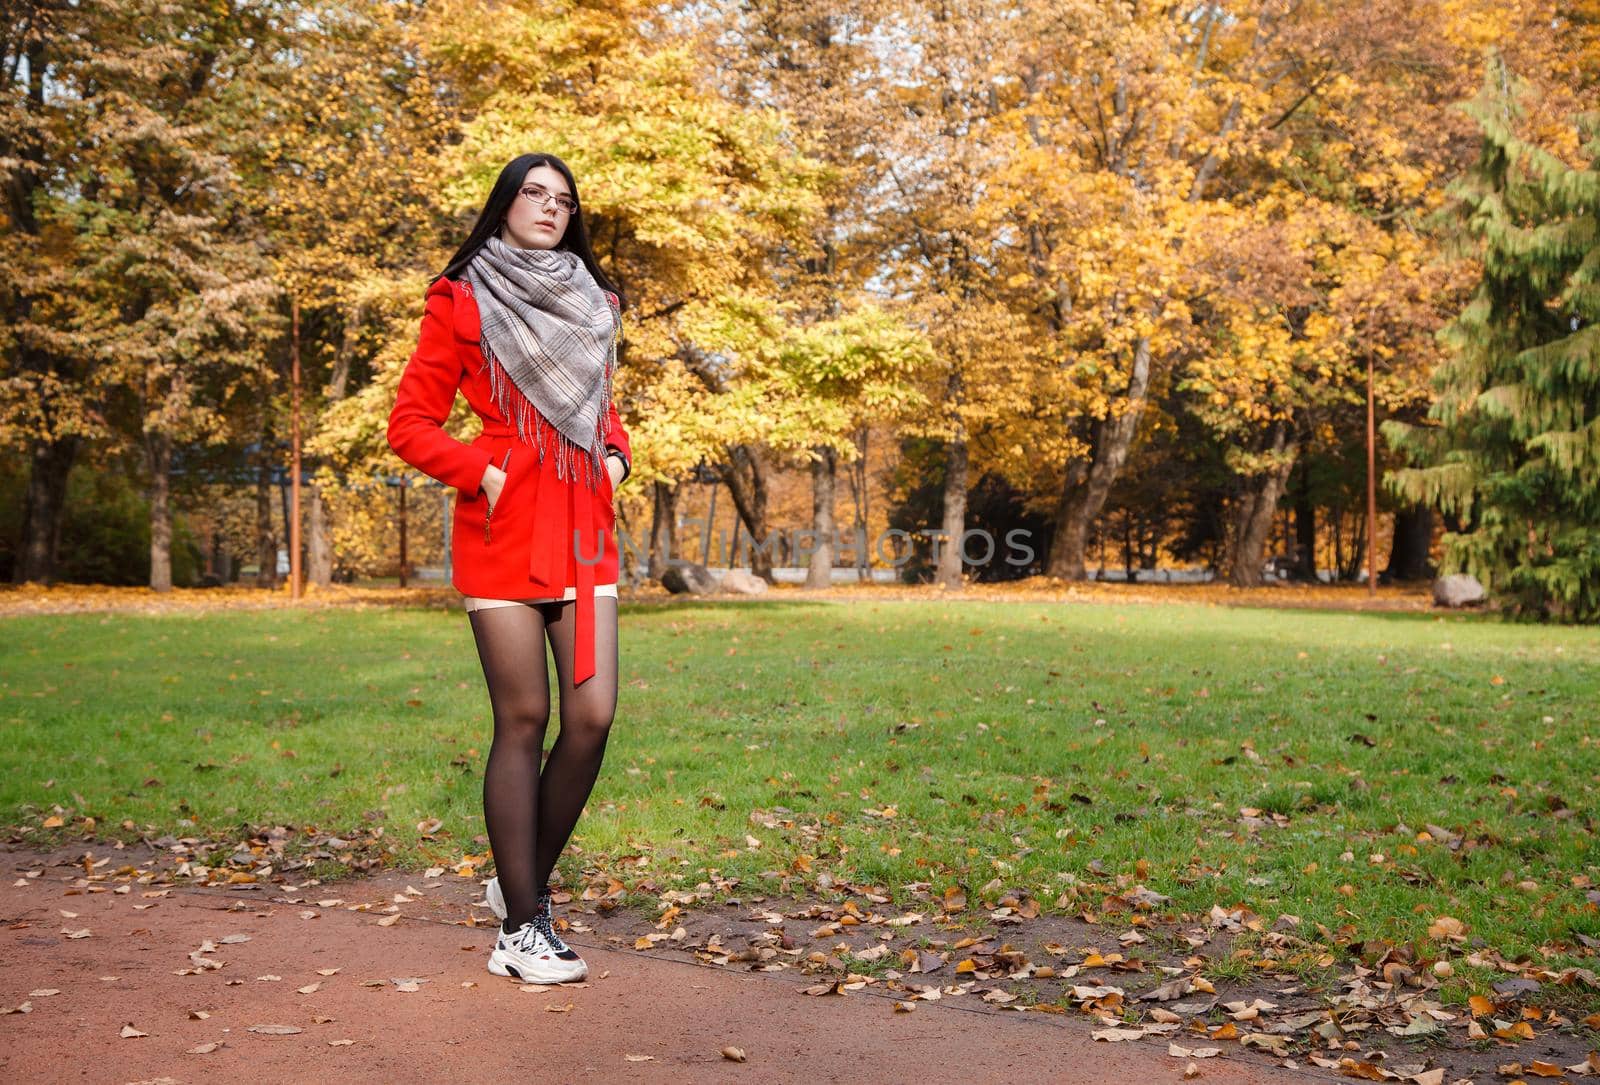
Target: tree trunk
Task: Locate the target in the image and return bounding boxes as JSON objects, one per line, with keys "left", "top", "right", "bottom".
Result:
{"left": 936, "top": 437, "right": 968, "bottom": 589}
{"left": 13, "top": 435, "right": 78, "bottom": 585}
{"left": 1046, "top": 336, "right": 1153, "bottom": 579}
{"left": 306, "top": 305, "right": 358, "bottom": 588}
{"left": 805, "top": 446, "right": 836, "bottom": 589}
{"left": 1384, "top": 503, "right": 1434, "bottom": 582}
{"left": 147, "top": 429, "right": 173, "bottom": 592}
{"left": 1293, "top": 466, "right": 1318, "bottom": 581}
{"left": 648, "top": 480, "right": 676, "bottom": 579}
{"left": 1228, "top": 425, "right": 1298, "bottom": 587}
{"left": 307, "top": 485, "right": 333, "bottom": 585}
{"left": 255, "top": 456, "right": 278, "bottom": 588}
{"left": 721, "top": 443, "right": 774, "bottom": 582}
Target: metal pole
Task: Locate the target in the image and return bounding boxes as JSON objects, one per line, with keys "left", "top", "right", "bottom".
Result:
{"left": 442, "top": 488, "right": 452, "bottom": 583}
{"left": 1366, "top": 355, "right": 1377, "bottom": 597}
{"left": 702, "top": 479, "right": 718, "bottom": 566}
{"left": 398, "top": 480, "right": 409, "bottom": 588}
{"left": 290, "top": 295, "right": 303, "bottom": 601}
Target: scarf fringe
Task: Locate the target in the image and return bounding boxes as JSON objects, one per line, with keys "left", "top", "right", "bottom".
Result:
{"left": 477, "top": 300, "right": 619, "bottom": 493}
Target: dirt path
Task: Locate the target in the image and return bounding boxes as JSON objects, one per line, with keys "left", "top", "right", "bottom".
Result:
{"left": 0, "top": 863, "right": 1317, "bottom": 1085}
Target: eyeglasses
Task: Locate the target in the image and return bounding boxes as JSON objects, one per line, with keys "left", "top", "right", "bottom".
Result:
{"left": 518, "top": 184, "right": 577, "bottom": 215}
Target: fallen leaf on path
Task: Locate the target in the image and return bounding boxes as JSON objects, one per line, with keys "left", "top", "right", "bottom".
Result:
{"left": 894, "top": 1001, "right": 915, "bottom": 1013}
{"left": 393, "top": 981, "right": 419, "bottom": 993}
{"left": 313, "top": 1016, "right": 335, "bottom": 1024}
{"left": 188, "top": 1010, "right": 209, "bottom": 1020}
{"left": 376, "top": 915, "right": 400, "bottom": 927}
{"left": 1335, "top": 1059, "right": 1396, "bottom": 1080}
{"left": 1183, "top": 1063, "right": 1201, "bottom": 1079}
{"left": 546, "top": 1002, "right": 574, "bottom": 1013}
{"left": 187, "top": 1042, "right": 223, "bottom": 1054}
{"left": 219, "top": 934, "right": 251, "bottom": 944}
{"left": 4, "top": 1002, "right": 32, "bottom": 1015}
{"left": 1239, "top": 1034, "right": 1288, "bottom": 1056}
{"left": 328, "top": 1039, "right": 354, "bottom": 1047}
{"left": 28, "top": 989, "right": 59, "bottom": 998}
{"left": 316, "top": 968, "right": 340, "bottom": 977}
{"left": 248, "top": 1025, "right": 303, "bottom": 1035}
{"left": 1093, "top": 1028, "right": 1149, "bottom": 1042}
{"left": 1168, "top": 1045, "right": 1219, "bottom": 1059}
{"left": 624, "top": 1054, "right": 655, "bottom": 1062}
{"left": 120, "top": 1024, "right": 148, "bottom": 1038}
{"left": 63, "top": 928, "right": 91, "bottom": 939}
{"left": 297, "top": 983, "right": 321, "bottom": 995}
{"left": 722, "top": 1046, "right": 747, "bottom": 1062}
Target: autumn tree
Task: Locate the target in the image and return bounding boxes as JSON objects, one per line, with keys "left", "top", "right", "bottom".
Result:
{"left": 1, "top": 0, "right": 279, "bottom": 589}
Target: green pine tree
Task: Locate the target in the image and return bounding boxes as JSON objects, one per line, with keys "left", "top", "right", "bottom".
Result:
{"left": 1386, "top": 61, "right": 1600, "bottom": 622}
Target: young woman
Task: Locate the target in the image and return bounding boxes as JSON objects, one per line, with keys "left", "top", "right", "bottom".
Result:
{"left": 387, "top": 153, "right": 631, "bottom": 984}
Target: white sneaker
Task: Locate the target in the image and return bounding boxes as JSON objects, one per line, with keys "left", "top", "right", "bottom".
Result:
{"left": 488, "top": 920, "right": 587, "bottom": 984}
{"left": 484, "top": 876, "right": 508, "bottom": 921}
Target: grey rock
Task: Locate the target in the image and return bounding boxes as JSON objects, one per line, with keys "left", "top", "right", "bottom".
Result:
{"left": 661, "top": 562, "right": 718, "bottom": 595}
{"left": 1432, "top": 573, "right": 1486, "bottom": 607}
{"left": 718, "top": 569, "right": 769, "bottom": 595}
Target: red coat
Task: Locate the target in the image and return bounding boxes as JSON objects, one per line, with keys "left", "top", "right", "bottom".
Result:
{"left": 387, "top": 276, "right": 631, "bottom": 684}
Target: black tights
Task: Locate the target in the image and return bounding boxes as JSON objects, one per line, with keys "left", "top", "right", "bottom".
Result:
{"left": 468, "top": 597, "right": 618, "bottom": 929}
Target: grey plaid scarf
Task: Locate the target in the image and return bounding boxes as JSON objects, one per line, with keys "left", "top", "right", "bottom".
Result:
{"left": 465, "top": 237, "right": 620, "bottom": 488}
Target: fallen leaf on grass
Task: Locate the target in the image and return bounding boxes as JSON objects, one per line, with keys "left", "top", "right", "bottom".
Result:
{"left": 120, "top": 1024, "right": 147, "bottom": 1038}
{"left": 187, "top": 1042, "right": 223, "bottom": 1054}
{"left": 248, "top": 1025, "right": 304, "bottom": 1035}
{"left": 722, "top": 1046, "right": 747, "bottom": 1062}
{"left": 1426, "top": 916, "right": 1466, "bottom": 941}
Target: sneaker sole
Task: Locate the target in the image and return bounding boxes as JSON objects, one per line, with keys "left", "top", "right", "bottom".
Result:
{"left": 487, "top": 948, "right": 587, "bottom": 984}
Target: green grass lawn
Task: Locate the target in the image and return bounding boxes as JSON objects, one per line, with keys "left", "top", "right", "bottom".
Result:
{"left": 3, "top": 598, "right": 1596, "bottom": 999}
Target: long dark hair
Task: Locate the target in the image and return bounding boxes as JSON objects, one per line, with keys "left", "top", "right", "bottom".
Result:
{"left": 435, "top": 153, "right": 624, "bottom": 309}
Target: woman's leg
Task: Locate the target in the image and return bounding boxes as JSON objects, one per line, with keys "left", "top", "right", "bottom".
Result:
{"left": 535, "top": 596, "right": 619, "bottom": 893}
{"left": 468, "top": 604, "right": 552, "bottom": 930}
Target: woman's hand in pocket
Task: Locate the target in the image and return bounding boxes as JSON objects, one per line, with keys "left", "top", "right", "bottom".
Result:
{"left": 480, "top": 463, "right": 507, "bottom": 510}
{"left": 605, "top": 453, "right": 625, "bottom": 494}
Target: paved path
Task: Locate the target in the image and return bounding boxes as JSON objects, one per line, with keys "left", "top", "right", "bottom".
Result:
{"left": 0, "top": 867, "right": 1320, "bottom": 1084}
